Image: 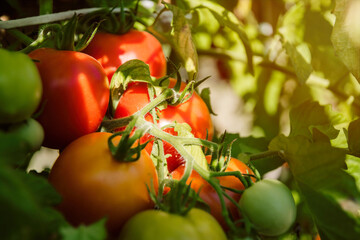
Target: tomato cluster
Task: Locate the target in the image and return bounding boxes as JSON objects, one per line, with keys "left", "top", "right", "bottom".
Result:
{"left": 2, "top": 23, "right": 296, "bottom": 239}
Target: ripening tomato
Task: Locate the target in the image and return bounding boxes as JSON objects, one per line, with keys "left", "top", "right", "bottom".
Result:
{"left": 171, "top": 156, "right": 254, "bottom": 229}
{"left": 28, "top": 48, "right": 109, "bottom": 149}
{"left": 83, "top": 30, "right": 167, "bottom": 81}
{"left": 0, "top": 49, "right": 42, "bottom": 124}
{"left": 114, "top": 78, "right": 213, "bottom": 172}
{"left": 48, "top": 132, "right": 158, "bottom": 235}
{"left": 119, "top": 208, "right": 227, "bottom": 240}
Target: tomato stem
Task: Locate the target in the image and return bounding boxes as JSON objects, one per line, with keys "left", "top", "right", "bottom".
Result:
{"left": 249, "top": 150, "right": 281, "bottom": 161}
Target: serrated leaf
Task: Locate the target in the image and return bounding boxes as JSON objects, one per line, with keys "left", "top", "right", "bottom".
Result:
{"left": 331, "top": 0, "right": 360, "bottom": 82}
{"left": 0, "top": 165, "right": 64, "bottom": 239}
{"left": 347, "top": 118, "right": 360, "bottom": 157}
{"left": 60, "top": 219, "right": 107, "bottom": 240}
{"left": 289, "top": 101, "right": 341, "bottom": 140}
{"left": 109, "top": 59, "right": 152, "bottom": 116}
{"left": 269, "top": 134, "right": 360, "bottom": 239}
{"left": 174, "top": 123, "right": 208, "bottom": 170}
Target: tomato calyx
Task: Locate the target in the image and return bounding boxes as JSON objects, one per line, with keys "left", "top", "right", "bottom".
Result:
{"left": 22, "top": 14, "right": 102, "bottom": 53}
{"left": 78, "top": 1, "right": 140, "bottom": 35}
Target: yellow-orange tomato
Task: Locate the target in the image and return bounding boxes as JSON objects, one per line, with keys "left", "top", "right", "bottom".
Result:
{"left": 48, "top": 132, "right": 157, "bottom": 235}
{"left": 171, "top": 156, "right": 254, "bottom": 229}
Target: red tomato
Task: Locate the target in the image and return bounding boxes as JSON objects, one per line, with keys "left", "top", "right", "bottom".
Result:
{"left": 28, "top": 48, "right": 109, "bottom": 149}
{"left": 83, "top": 30, "right": 167, "bottom": 81}
{"left": 48, "top": 132, "right": 158, "bottom": 235}
{"left": 171, "top": 156, "right": 254, "bottom": 229}
{"left": 114, "top": 78, "right": 214, "bottom": 172}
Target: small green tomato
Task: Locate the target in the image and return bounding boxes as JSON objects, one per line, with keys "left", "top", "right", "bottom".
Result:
{"left": 239, "top": 179, "right": 296, "bottom": 237}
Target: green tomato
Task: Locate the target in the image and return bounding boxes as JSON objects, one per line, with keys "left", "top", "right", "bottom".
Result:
{"left": 0, "top": 49, "right": 42, "bottom": 124}
{"left": 118, "top": 208, "right": 228, "bottom": 240}
{"left": 0, "top": 118, "right": 44, "bottom": 163}
{"left": 239, "top": 179, "right": 296, "bottom": 237}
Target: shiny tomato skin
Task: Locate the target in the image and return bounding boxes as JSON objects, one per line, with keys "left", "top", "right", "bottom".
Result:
{"left": 83, "top": 30, "right": 167, "bottom": 81}
{"left": 28, "top": 48, "right": 110, "bottom": 149}
{"left": 171, "top": 156, "right": 254, "bottom": 229}
{"left": 114, "top": 79, "right": 214, "bottom": 172}
{"left": 48, "top": 132, "right": 157, "bottom": 235}
{"left": 239, "top": 179, "right": 296, "bottom": 237}
{"left": 0, "top": 49, "right": 42, "bottom": 124}
{"left": 119, "top": 208, "right": 227, "bottom": 240}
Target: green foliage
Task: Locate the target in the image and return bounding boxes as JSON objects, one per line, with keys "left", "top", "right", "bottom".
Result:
{"left": 60, "top": 219, "right": 107, "bottom": 240}
{"left": 0, "top": 165, "right": 64, "bottom": 240}
{"left": 269, "top": 101, "right": 360, "bottom": 239}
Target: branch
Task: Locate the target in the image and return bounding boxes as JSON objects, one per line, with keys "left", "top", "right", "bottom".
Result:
{"left": 0, "top": 7, "right": 123, "bottom": 29}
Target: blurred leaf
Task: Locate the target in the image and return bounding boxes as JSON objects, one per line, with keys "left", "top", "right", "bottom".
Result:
{"left": 289, "top": 101, "right": 341, "bottom": 140}
{"left": 269, "top": 101, "right": 360, "bottom": 240}
{"left": 346, "top": 155, "right": 360, "bottom": 192}
{"left": 155, "top": 3, "right": 199, "bottom": 80}
{"left": 0, "top": 165, "right": 64, "bottom": 240}
{"left": 284, "top": 42, "right": 313, "bottom": 84}
{"left": 347, "top": 118, "right": 360, "bottom": 157}
{"left": 60, "top": 219, "right": 107, "bottom": 240}
{"left": 332, "top": 0, "right": 360, "bottom": 82}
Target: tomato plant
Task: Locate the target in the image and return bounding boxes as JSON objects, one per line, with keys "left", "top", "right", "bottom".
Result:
{"left": 171, "top": 156, "right": 254, "bottom": 229}
{"left": 48, "top": 132, "right": 158, "bottom": 235}
{"left": 28, "top": 48, "right": 110, "bottom": 149}
{"left": 114, "top": 78, "right": 213, "bottom": 172}
{"left": 83, "top": 30, "right": 167, "bottom": 81}
{"left": 118, "top": 208, "right": 227, "bottom": 240}
{"left": 239, "top": 179, "right": 296, "bottom": 236}
{"left": 0, "top": 49, "right": 42, "bottom": 124}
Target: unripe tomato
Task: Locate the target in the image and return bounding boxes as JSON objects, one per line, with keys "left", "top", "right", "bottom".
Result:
{"left": 239, "top": 179, "right": 296, "bottom": 236}
{"left": 28, "top": 48, "right": 109, "bottom": 149}
{"left": 119, "top": 208, "right": 227, "bottom": 240}
{"left": 48, "top": 132, "right": 157, "bottom": 235}
{"left": 83, "top": 30, "right": 167, "bottom": 81}
{"left": 0, "top": 118, "right": 44, "bottom": 162}
{"left": 0, "top": 49, "right": 42, "bottom": 124}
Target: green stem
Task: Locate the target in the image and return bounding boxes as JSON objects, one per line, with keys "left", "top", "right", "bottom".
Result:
{"left": 249, "top": 150, "right": 281, "bottom": 161}
{"left": 0, "top": 7, "right": 124, "bottom": 29}
{"left": 211, "top": 171, "right": 249, "bottom": 188}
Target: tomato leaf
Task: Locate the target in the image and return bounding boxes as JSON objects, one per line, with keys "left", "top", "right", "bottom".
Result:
{"left": 331, "top": 0, "right": 360, "bottom": 82}
{"left": 347, "top": 118, "right": 360, "bottom": 157}
{"left": 289, "top": 101, "right": 342, "bottom": 140}
{"left": 199, "top": 87, "right": 216, "bottom": 116}
{"left": 269, "top": 101, "right": 360, "bottom": 239}
{"left": 219, "top": 133, "right": 284, "bottom": 175}
{"left": 0, "top": 165, "right": 64, "bottom": 239}
{"left": 279, "top": 2, "right": 348, "bottom": 85}
{"left": 60, "top": 219, "right": 107, "bottom": 240}
{"left": 109, "top": 59, "right": 152, "bottom": 116}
